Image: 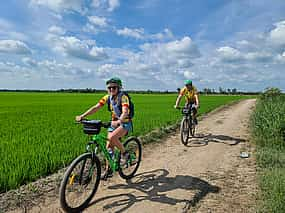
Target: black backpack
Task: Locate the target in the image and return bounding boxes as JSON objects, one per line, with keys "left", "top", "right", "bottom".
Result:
{"left": 107, "top": 92, "right": 134, "bottom": 119}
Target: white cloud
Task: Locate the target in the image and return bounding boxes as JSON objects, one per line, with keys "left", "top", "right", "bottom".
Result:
{"left": 108, "top": 0, "right": 120, "bottom": 11}
{"left": 0, "top": 58, "right": 101, "bottom": 89}
{"left": 217, "top": 46, "right": 243, "bottom": 63}
{"left": 150, "top": 28, "right": 174, "bottom": 40}
{"left": 116, "top": 27, "right": 174, "bottom": 41}
{"left": 276, "top": 52, "right": 285, "bottom": 63}
{"left": 30, "top": 0, "right": 84, "bottom": 13}
{"left": 88, "top": 16, "right": 108, "bottom": 27}
{"left": 269, "top": 20, "right": 285, "bottom": 47}
{"left": 49, "top": 36, "right": 108, "bottom": 61}
{"left": 96, "top": 36, "right": 201, "bottom": 89}
{"left": 83, "top": 16, "right": 109, "bottom": 33}
{"left": 0, "top": 18, "right": 28, "bottom": 41}
{"left": 48, "top": 25, "right": 66, "bottom": 35}
{"left": 217, "top": 45, "right": 273, "bottom": 64}
{"left": 92, "top": 0, "right": 101, "bottom": 8}
{"left": 244, "top": 51, "right": 273, "bottom": 62}
{"left": 116, "top": 27, "right": 145, "bottom": 39}
{"left": 30, "top": 0, "right": 120, "bottom": 14}
{"left": 183, "top": 70, "right": 200, "bottom": 81}
{"left": 0, "top": 40, "right": 31, "bottom": 55}
{"left": 164, "top": 37, "right": 199, "bottom": 56}
{"left": 22, "top": 57, "right": 37, "bottom": 67}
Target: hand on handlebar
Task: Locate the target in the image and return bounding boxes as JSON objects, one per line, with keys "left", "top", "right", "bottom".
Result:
{"left": 75, "top": 115, "right": 84, "bottom": 122}
{"left": 111, "top": 120, "right": 121, "bottom": 128}
{"left": 174, "top": 105, "right": 179, "bottom": 109}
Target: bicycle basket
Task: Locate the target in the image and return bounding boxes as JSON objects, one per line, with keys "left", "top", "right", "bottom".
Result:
{"left": 82, "top": 120, "right": 102, "bottom": 135}
{"left": 182, "top": 107, "right": 190, "bottom": 114}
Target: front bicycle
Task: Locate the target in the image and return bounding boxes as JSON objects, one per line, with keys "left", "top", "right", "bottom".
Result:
{"left": 118, "top": 136, "right": 142, "bottom": 179}
{"left": 59, "top": 120, "right": 108, "bottom": 213}
{"left": 59, "top": 119, "right": 142, "bottom": 212}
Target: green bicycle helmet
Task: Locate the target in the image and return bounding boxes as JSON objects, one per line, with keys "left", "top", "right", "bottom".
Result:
{"left": 184, "top": 79, "right": 192, "bottom": 85}
{"left": 106, "top": 77, "right": 122, "bottom": 87}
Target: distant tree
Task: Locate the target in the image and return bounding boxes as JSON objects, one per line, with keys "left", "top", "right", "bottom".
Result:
{"left": 261, "top": 87, "right": 281, "bottom": 100}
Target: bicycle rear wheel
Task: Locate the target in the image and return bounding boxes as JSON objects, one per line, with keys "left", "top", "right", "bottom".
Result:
{"left": 180, "top": 117, "right": 189, "bottom": 145}
{"left": 59, "top": 153, "right": 101, "bottom": 213}
{"left": 118, "top": 137, "right": 142, "bottom": 179}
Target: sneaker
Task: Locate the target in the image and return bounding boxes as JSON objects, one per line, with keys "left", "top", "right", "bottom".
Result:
{"left": 120, "top": 151, "right": 130, "bottom": 166}
{"left": 193, "top": 118, "right": 198, "bottom": 125}
{"left": 100, "top": 168, "right": 113, "bottom": 180}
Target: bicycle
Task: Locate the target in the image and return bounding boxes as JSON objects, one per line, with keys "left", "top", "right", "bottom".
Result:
{"left": 177, "top": 104, "right": 196, "bottom": 146}
{"left": 59, "top": 119, "right": 142, "bottom": 213}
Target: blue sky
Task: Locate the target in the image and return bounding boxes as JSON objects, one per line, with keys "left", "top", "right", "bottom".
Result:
{"left": 0, "top": 0, "right": 285, "bottom": 91}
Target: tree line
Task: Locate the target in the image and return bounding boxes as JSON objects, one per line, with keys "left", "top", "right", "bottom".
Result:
{"left": 0, "top": 87, "right": 262, "bottom": 95}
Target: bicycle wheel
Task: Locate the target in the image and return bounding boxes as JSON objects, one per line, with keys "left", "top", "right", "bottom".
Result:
{"left": 189, "top": 118, "right": 196, "bottom": 137}
{"left": 118, "top": 137, "right": 142, "bottom": 179}
{"left": 95, "top": 149, "right": 110, "bottom": 179}
{"left": 59, "top": 153, "right": 101, "bottom": 213}
{"left": 180, "top": 117, "right": 189, "bottom": 145}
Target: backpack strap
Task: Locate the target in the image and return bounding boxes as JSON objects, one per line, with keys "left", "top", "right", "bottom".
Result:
{"left": 107, "top": 95, "right": 111, "bottom": 112}
{"left": 107, "top": 92, "right": 131, "bottom": 119}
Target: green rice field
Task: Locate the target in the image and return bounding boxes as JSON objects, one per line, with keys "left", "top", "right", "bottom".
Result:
{"left": 0, "top": 92, "right": 247, "bottom": 192}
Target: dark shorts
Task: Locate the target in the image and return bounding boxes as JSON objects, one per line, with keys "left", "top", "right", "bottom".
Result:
{"left": 185, "top": 102, "right": 197, "bottom": 114}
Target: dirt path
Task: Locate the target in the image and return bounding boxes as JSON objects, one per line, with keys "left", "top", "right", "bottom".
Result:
{"left": 6, "top": 99, "right": 258, "bottom": 213}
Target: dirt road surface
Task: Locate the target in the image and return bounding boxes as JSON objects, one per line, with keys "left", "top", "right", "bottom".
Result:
{"left": 6, "top": 99, "right": 258, "bottom": 213}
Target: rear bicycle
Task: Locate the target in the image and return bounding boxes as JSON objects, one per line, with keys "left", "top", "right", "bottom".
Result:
{"left": 189, "top": 105, "right": 196, "bottom": 137}
{"left": 179, "top": 107, "right": 191, "bottom": 145}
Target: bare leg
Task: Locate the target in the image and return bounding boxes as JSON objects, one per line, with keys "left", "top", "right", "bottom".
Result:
{"left": 107, "top": 126, "right": 128, "bottom": 153}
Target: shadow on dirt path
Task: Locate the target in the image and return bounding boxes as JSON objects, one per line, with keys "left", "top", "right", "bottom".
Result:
{"left": 87, "top": 169, "right": 220, "bottom": 212}
{"left": 185, "top": 133, "right": 246, "bottom": 147}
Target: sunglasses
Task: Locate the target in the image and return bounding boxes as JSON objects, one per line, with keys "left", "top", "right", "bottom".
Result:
{"left": 107, "top": 86, "right": 118, "bottom": 90}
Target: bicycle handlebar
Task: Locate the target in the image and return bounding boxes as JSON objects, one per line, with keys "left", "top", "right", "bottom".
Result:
{"left": 76, "top": 119, "right": 110, "bottom": 128}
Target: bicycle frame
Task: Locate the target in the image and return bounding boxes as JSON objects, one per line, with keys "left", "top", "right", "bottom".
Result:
{"left": 86, "top": 134, "right": 120, "bottom": 172}
{"left": 182, "top": 104, "right": 194, "bottom": 120}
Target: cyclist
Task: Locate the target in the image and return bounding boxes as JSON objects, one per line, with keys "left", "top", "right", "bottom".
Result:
{"left": 174, "top": 80, "right": 199, "bottom": 125}
{"left": 75, "top": 77, "right": 132, "bottom": 178}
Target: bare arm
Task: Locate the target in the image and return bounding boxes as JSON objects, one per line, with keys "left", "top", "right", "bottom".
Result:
{"left": 120, "top": 106, "right": 129, "bottom": 121}
{"left": 75, "top": 103, "right": 103, "bottom": 121}
{"left": 174, "top": 94, "right": 183, "bottom": 108}
{"left": 194, "top": 94, "right": 199, "bottom": 107}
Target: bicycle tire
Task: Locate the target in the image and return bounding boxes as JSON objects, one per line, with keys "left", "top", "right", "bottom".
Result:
{"left": 118, "top": 137, "right": 142, "bottom": 179}
{"left": 180, "top": 117, "right": 189, "bottom": 145}
{"left": 59, "top": 153, "right": 101, "bottom": 213}
{"left": 189, "top": 119, "right": 195, "bottom": 137}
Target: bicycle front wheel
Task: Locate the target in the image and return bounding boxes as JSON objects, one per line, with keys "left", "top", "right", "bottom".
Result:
{"left": 59, "top": 153, "right": 101, "bottom": 213}
{"left": 180, "top": 117, "right": 189, "bottom": 145}
{"left": 119, "top": 137, "right": 142, "bottom": 179}
{"left": 189, "top": 119, "right": 196, "bottom": 137}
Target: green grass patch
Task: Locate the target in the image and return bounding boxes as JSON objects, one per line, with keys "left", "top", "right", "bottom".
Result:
{"left": 259, "top": 168, "right": 285, "bottom": 213}
{"left": 0, "top": 92, "right": 247, "bottom": 192}
{"left": 251, "top": 93, "right": 285, "bottom": 212}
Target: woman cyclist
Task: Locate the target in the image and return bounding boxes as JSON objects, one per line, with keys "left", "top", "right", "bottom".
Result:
{"left": 75, "top": 77, "right": 132, "bottom": 178}
{"left": 174, "top": 80, "right": 199, "bottom": 125}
